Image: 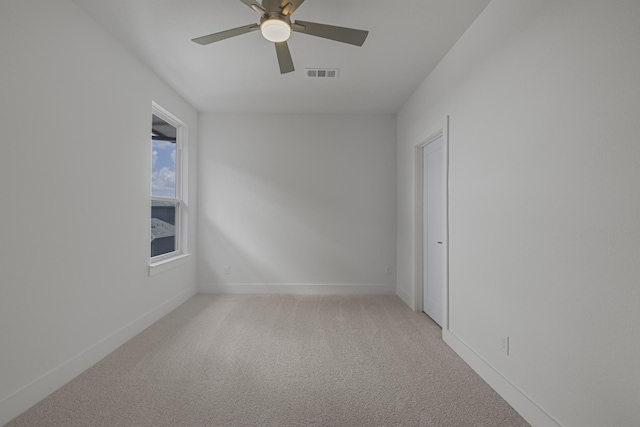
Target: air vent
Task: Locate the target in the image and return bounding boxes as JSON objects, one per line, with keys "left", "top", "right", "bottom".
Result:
{"left": 306, "top": 68, "right": 339, "bottom": 79}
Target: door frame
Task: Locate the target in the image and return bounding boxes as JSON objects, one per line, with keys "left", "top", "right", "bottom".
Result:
{"left": 414, "top": 116, "right": 450, "bottom": 330}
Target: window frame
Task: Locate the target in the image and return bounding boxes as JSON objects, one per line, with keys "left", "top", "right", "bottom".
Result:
{"left": 149, "top": 102, "right": 189, "bottom": 271}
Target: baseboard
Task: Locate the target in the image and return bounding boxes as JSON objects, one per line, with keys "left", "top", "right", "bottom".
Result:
{"left": 0, "top": 287, "right": 197, "bottom": 427}
{"left": 395, "top": 286, "right": 414, "bottom": 311}
{"left": 199, "top": 283, "right": 396, "bottom": 295}
{"left": 442, "top": 329, "right": 562, "bottom": 427}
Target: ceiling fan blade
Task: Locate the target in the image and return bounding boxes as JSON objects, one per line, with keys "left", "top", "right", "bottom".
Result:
{"left": 280, "top": 0, "right": 305, "bottom": 15}
{"left": 238, "top": 0, "right": 266, "bottom": 14}
{"left": 275, "top": 41, "right": 295, "bottom": 74}
{"left": 292, "top": 20, "right": 368, "bottom": 46}
{"left": 192, "top": 24, "right": 259, "bottom": 45}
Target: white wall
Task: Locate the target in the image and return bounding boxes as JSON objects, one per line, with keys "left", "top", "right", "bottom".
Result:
{"left": 198, "top": 113, "right": 396, "bottom": 294}
{"left": 0, "top": 1, "right": 198, "bottom": 424}
{"left": 397, "top": 1, "right": 640, "bottom": 426}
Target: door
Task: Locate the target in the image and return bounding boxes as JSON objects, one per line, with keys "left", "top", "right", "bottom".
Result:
{"left": 423, "top": 136, "right": 443, "bottom": 326}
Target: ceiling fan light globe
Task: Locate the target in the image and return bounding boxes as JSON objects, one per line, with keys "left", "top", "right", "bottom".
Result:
{"left": 260, "top": 19, "right": 291, "bottom": 42}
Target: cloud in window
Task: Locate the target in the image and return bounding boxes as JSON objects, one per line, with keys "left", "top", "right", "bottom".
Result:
{"left": 152, "top": 140, "right": 176, "bottom": 198}
{"left": 152, "top": 167, "right": 176, "bottom": 198}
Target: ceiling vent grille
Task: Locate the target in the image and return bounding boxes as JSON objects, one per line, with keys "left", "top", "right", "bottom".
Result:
{"left": 306, "top": 68, "right": 339, "bottom": 79}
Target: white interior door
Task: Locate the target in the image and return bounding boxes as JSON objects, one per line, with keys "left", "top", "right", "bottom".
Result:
{"left": 423, "top": 136, "right": 443, "bottom": 326}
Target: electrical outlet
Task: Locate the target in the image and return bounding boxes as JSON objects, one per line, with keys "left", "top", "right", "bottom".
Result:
{"left": 224, "top": 265, "right": 231, "bottom": 275}
{"left": 500, "top": 336, "right": 510, "bottom": 356}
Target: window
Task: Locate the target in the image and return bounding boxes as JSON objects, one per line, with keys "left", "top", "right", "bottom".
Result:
{"left": 150, "top": 103, "right": 187, "bottom": 263}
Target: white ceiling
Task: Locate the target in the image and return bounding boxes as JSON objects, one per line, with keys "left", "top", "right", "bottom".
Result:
{"left": 72, "top": 0, "right": 490, "bottom": 114}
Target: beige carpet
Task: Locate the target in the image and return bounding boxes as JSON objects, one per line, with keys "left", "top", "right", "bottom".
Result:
{"left": 7, "top": 295, "right": 530, "bottom": 426}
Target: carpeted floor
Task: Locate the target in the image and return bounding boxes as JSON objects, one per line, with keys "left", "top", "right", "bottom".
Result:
{"left": 7, "top": 295, "right": 530, "bottom": 426}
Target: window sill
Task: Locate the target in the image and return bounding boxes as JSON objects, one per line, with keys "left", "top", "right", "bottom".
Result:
{"left": 149, "top": 253, "right": 192, "bottom": 276}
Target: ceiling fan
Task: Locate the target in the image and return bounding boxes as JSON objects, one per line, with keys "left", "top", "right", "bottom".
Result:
{"left": 192, "top": 0, "right": 369, "bottom": 74}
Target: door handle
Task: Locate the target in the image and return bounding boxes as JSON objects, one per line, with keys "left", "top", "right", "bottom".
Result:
{"left": 437, "top": 242, "right": 442, "bottom": 244}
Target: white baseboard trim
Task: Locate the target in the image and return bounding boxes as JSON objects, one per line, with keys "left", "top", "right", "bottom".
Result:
{"left": 0, "top": 287, "right": 197, "bottom": 427}
{"left": 443, "top": 329, "right": 562, "bottom": 427}
{"left": 395, "top": 286, "right": 413, "bottom": 310}
{"left": 199, "top": 283, "right": 396, "bottom": 296}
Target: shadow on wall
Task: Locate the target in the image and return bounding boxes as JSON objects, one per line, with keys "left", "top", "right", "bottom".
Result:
{"left": 198, "top": 163, "right": 372, "bottom": 285}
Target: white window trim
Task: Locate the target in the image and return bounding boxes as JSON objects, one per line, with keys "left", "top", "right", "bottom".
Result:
{"left": 149, "top": 253, "right": 192, "bottom": 276}
{"left": 149, "top": 102, "right": 190, "bottom": 275}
